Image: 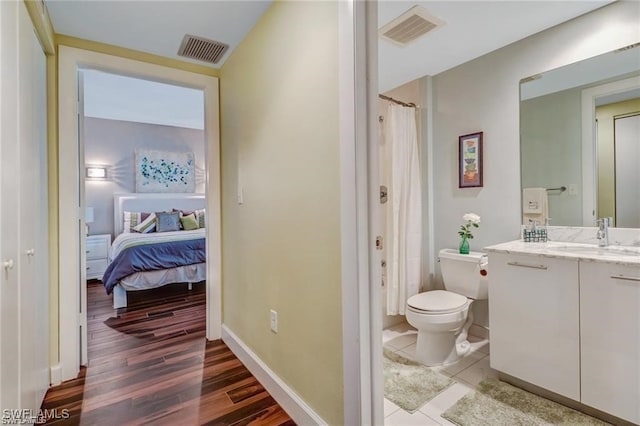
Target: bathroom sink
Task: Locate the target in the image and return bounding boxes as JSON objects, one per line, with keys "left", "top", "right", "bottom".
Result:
{"left": 549, "top": 244, "right": 640, "bottom": 258}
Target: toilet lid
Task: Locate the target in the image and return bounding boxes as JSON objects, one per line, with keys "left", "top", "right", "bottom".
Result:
{"left": 407, "top": 290, "right": 468, "bottom": 313}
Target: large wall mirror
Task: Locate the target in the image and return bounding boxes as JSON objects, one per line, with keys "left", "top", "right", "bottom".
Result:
{"left": 520, "top": 45, "right": 640, "bottom": 228}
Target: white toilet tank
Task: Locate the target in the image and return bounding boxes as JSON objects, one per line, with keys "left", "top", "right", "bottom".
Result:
{"left": 439, "top": 248, "right": 488, "bottom": 300}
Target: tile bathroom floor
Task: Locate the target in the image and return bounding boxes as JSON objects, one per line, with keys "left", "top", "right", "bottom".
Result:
{"left": 383, "top": 322, "right": 495, "bottom": 426}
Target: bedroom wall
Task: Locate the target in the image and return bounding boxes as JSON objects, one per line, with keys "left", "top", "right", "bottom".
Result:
{"left": 220, "top": 1, "right": 342, "bottom": 424}
{"left": 84, "top": 117, "right": 205, "bottom": 238}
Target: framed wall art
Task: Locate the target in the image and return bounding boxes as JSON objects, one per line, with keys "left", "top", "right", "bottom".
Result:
{"left": 135, "top": 149, "right": 195, "bottom": 193}
{"left": 458, "top": 132, "right": 483, "bottom": 188}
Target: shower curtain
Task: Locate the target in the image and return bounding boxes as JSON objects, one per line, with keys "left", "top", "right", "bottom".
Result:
{"left": 384, "top": 104, "right": 422, "bottom": 315}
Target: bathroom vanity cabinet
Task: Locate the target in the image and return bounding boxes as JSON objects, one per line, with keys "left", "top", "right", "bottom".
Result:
{"left": 488, "top": 245, "right": 640, "bottom": 424}
{"left": 580, "top": 262, "right": 640, "bottom": 424}
{"left": 488, "top": 253, "right": 580, "bottom": 401}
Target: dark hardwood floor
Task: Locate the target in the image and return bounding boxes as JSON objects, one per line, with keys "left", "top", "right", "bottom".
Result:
{"left": 41, "top": 282, "right": 294, "bottom": 426}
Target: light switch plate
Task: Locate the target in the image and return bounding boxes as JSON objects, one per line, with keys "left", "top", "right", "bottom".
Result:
{"left": 237, "top": 186, "right": 244, "bottom": 204}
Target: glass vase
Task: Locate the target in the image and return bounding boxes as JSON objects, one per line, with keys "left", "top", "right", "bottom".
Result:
{"left": 459, "top": 236, "right": 470, "bottom": 254}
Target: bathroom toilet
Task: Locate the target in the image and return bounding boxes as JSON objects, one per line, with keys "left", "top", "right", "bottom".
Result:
{"left": 405, "top": 248, "right": 488, "bottom": 367}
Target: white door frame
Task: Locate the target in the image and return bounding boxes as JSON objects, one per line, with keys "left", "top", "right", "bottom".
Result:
{"left": 339, "top": 1, "right": 383, "bottom": 424}
{"left": 581, "top": 75, "right": 640, "bottom": 225}
{"left": 57, "top": 46, "right": 221, "bottom": 382}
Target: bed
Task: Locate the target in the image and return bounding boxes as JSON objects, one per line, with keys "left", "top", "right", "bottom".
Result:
{"left": 105, "top": 193, "right": 207, "bottom": 309}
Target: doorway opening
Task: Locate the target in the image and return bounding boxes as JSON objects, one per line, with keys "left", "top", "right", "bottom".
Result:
{"left": 79, "top": 69, "right": 208, "bottom": 365}
{"left": 57, "top": 46, "right": 221, "bottom": 383}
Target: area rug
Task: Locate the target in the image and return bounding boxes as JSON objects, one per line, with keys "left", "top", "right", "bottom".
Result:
{"left": 442, "top": 379, "right": 609, "bottom": 425}
{"left": 383, "top": 348, "right": 454, "bottom": 413}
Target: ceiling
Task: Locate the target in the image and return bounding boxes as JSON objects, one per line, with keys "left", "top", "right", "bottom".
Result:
{"left": 45, "top": 0, "right": 273, "bottom": 67}
{"left": 83, "top": 70, "right": 204, "bottom": 129}
{"left": 46, "top": 0, "right": 613, "bottom": 93}
{"left": 378, "top": 1, "right": 613, "bottom": 92}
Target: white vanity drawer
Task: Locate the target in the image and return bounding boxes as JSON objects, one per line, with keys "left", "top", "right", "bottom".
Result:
{"left": 86, "top": 259, "right": 108, "bottom": 280}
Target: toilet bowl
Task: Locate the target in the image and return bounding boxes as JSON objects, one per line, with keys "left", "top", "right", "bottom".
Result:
{"left": 406, "top": 249, "right": 488, "bottom": 367}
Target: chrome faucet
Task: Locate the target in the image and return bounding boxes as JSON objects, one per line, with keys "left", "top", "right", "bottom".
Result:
{"left": 596, "top": 217, "right": 611, "bottom": 247}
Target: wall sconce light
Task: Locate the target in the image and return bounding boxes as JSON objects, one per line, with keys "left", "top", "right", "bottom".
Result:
{"left": 86, "top": 166, "right": 107, "bottom": 179}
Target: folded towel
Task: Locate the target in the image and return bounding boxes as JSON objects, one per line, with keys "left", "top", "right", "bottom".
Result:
{"left": 522, "top": 187, "right": 548, "bottom": 225}
{"left": 522, "top": 187, "right": 546, "bottom": 213}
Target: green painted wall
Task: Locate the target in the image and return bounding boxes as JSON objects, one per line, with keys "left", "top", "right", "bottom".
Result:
{"left": 219, "top": 1, "right": 343, "bottom": 424}
{"left": 596, "top": 98, "right": 640, "bottom": 223}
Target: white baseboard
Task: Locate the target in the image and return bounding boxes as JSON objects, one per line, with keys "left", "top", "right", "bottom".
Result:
{"left": 222, "top": 325, "right": 327, "bottom": 426}
{"left": 50, "top": 364, "right": 62, "bottom": 386}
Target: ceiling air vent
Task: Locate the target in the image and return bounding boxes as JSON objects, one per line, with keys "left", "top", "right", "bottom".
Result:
{"left": 178, "top": 34, "right": 229, "bottom": 64}
{"left": 380, "top": 6, "right": 445, "bottom": 47}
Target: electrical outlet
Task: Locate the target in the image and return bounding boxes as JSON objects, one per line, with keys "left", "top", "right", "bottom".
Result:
{"left": 270, "top": 309, "right": 278, "bottom": 333}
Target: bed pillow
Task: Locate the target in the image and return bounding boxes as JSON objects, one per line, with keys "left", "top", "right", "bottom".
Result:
{"left": 132, "top": 212, "right": 157, "bottom": 233}
{"left": 156, "top": 211, "right": 181, "bottom": 232}
{"left": 173, "top": 208, "right": 194, "bottom": 217}
{"left": 195, "top": 208, "right": 206, "bottom": 228}
{"left": 179, "top": 213, "right": 199, "bottom": 231}
{"left": 123, "top": 211, "right": 152, "bottom": 233}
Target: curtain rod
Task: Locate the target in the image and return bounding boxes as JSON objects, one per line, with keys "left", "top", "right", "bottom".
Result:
{"left": 378, "top": 94, "right": 417, "bottom": 108}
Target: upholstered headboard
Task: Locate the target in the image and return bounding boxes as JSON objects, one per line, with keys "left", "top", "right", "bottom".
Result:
{"left": 113, "top": 193, "right": 206, "bottom": 235}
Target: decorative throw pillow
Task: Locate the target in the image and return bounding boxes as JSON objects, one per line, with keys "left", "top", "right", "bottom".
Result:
{"left": 132, "top": 212, "right": 157, "bottom": 233}
{"left": 195, "top": 208, "right": 206, "bottom": 228}
{"left": 155, "top": 211, "right": 181, "bottom": 232}
{"left": 173, "top": 208, "right": 194, "bottom": 217}
{"left": 123, "top": 211, "right": 151, "bottom": 233}
{"left": 179, "top": 213, "right": 199, "bottom": 231}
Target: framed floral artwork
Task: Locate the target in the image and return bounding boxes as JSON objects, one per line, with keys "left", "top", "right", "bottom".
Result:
{"left": 458, "top": 132, "right": 483, "bottom": 188}
{"left": 135, "top": 149, "right": 195, "bottom": 193}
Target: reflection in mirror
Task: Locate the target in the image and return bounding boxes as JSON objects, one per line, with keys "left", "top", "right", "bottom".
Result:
{"left": 520, "top": 44, "right": 640, "bottom": 228}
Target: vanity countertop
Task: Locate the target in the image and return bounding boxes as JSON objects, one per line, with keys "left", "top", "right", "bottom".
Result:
{"left": 485, "top": 240, "right": 640, "bottom": 266}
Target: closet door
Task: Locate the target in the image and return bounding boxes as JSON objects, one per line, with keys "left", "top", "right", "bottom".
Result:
{"left": 18, "top": 2, "right": 49, "bottom": 411}
{"left": 18, "top": 3, "right": 38, "bottom": 411}
{"left": 0, "top": 0, "right": 22, "bottom": 411}
{"left": 0, "top": 0, "right": 49, "bottom": 413}
{"left": 31, "top": 17, "right": 50, "bottom": 408}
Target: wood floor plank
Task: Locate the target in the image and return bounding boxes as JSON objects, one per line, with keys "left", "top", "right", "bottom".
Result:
{"left": 41, "top": 282, "right": 295, "bottom": 425}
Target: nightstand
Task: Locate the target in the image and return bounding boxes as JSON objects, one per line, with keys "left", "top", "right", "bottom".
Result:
{"left": 86, "top": 234, "right": 111, "bottom": 280}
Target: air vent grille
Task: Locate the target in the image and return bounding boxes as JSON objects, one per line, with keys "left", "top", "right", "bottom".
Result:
{"left": 178, "top": 34, "right": 229, "bottom": 64}
{"left": 380, "top": 6, "right": 445, "bottom": 47}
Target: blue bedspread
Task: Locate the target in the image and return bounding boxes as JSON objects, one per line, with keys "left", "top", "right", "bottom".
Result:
{"left": 102, "top": 237, "right": 206, "bottom": 294}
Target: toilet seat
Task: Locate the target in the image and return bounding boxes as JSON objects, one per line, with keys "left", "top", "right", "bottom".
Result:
{"left": 407, "top": 290, "right": 469, "bottom": 314}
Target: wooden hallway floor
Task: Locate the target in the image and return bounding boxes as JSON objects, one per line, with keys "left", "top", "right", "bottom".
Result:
{"left": 41, "top": 282, "right": 294, "bottom": 426}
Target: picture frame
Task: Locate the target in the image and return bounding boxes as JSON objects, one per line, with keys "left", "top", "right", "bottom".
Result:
{"left": 135, "top": 149, "right": 195, "bottom": 193}
{"left": 458, "top": 132, "right": 483, "bottom": 188}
